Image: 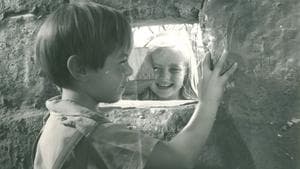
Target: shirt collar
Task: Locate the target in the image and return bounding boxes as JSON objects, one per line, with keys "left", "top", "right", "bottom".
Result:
{"left": 46, "top": 95, "right": 109, "bottom": 122}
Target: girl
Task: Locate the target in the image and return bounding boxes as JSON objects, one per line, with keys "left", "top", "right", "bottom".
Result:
{"left": 137, "top": 32, "right": 200, "bottom": 100}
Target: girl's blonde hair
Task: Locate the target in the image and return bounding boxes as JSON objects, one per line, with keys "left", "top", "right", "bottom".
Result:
{"left": 145, "top": 32, "right": 199, "bottom": 100}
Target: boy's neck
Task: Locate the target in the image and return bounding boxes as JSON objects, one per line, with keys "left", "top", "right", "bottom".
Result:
{"left": 61, "top": 87, "right": 98, "bottom": 111}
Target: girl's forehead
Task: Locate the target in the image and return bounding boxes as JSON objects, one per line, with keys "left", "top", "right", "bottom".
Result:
{"left": 151, "top": 48, "right": 187, "bottom": 65}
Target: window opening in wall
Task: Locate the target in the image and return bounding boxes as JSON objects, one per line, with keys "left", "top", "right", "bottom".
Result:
{"left": 122, "top": 24, "right": 206, "bottom": 101}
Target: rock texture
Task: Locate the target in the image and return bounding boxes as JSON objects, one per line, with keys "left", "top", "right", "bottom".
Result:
{"left": 201, "top": 0, "right": 300, "bottom": 169}
{"left": 0, "top": 110, "right": 44, "bottom": 169}
{"left": 0, "top": 0, "right": 299, "bottom": 169}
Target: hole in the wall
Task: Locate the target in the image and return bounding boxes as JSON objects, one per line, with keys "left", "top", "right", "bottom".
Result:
{"left": 131, "top": 24, "right": 205, "bottom": 79}
{"left": 122, "top": 23, "right": 207, "bottom": 101}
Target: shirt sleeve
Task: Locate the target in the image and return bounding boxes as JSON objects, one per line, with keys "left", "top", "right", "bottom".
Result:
{"left": 144, "top": 141, "right": 189, "bottom": 169}
{"left": 88, "top": 123, "right": 159, "bottom": 169}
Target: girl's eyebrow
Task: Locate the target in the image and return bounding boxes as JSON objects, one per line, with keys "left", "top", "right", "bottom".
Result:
{"left": 152, "top": 63, "right": 163, "bottom": 67}
{"left": 152, "top": 63, "right": 185, "bottom": 67}
{"left": 169, "top": 64, "right": 185, "bottom": 67}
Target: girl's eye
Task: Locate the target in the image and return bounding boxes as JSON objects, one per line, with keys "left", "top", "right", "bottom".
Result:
{"left": 170, "top": 68, "right": 182, "bottom": 73}
{"left": 153, "top": 67, "right": 159, "bottom": 72}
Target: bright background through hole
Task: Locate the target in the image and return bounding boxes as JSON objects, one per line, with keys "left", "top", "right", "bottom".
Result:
{"left": 129, "top": 23, "right": 207, "bottom": 80}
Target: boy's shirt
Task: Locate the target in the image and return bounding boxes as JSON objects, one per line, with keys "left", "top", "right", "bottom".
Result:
{"left": 33, "top": 96, "right": 159, "bottom": 169}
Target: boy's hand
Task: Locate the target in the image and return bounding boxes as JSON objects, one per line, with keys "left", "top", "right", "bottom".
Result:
{"left": 199, "top": 50, "right": 237, "bottom": 104}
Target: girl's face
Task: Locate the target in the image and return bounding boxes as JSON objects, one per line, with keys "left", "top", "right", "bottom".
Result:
{"left": 150, "top": 48, "right": 187, "bottom": 100}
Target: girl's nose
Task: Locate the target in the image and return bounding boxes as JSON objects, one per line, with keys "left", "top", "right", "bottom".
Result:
{"left": 158, "top": 69, "right": 170, "bottom": 81}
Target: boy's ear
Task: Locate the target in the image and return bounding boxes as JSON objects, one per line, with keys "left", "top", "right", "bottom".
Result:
{"left": 67, "top": 55, "right": 88, "bottom": 81}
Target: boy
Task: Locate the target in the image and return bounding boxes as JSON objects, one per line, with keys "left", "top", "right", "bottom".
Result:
{"left": 33, "top": 2, "right": 237, "bottom": 169}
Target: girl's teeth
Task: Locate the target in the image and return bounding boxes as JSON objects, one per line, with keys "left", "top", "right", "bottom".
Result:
{"left": 157, "top": 84, "right": 172, "bottom": 87}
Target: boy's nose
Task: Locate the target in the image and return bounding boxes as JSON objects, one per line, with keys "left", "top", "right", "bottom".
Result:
{"left": 124, "top": 64, "right": 133, "bottom": 76}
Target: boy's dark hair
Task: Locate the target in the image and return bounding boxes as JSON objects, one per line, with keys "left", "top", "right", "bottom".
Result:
{"left": 35, "top": 2, "right": 132, "bottom": 87}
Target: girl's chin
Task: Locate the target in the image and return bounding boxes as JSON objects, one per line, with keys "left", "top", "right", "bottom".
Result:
{"left": 156, "top": 92, "right": 180, "bottom": 100}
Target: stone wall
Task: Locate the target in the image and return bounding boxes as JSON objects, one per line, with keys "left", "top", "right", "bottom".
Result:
{"left": 0, "top": 0, "right": 299, "bottom": 169}
{"left": 201, "top": 0, "right": 300, "bottom": 169}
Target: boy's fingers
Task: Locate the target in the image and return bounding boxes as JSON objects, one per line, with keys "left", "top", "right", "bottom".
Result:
{"left": 209, "top": 53, "right": 214, "bottom": 71}
{"left": 224, "top": 39, "right": 229, "bottom": 52}
{"left": 221, "top": 62, "right": 238, "bottom": 81}
{"left": 202, "top": 52, "right": 212, "bottom": 71}
{"left": 214, "top": 49, "right": 228, "bottom": 74}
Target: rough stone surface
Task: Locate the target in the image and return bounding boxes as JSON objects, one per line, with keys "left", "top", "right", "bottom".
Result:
{"left": 0, "top": 0, "right": 64, "bottom": 20}
{"left": 0, "top": 110, "right": 44, "bottom": 169}
{"left": 201, "top": 0, "right": 300, "bottom": 169}
{"left": 73, "top": 0, "right": 204, "bottom": 25}
{"left": 0, "top": 14, "right": 59, "bottom": 111}
{"left": 0, "top": 0, "right": 299, "bottom": 169}
{"left": 0, "top": 0, "right": 204, "bottom": 25}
